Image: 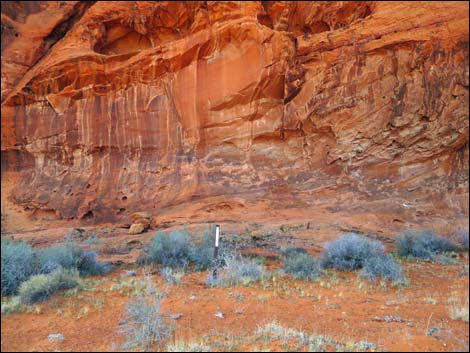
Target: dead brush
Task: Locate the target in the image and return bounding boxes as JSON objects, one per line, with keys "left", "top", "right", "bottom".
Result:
{"left": 448, "top": 295, "right": 469, "bottom": 323}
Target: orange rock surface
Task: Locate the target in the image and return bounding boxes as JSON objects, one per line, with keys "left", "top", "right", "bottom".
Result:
{"left": 1, "top": 1, "right": 468, "bottom": 227}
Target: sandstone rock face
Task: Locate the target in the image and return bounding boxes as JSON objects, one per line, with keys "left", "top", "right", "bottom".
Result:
{"left": 1, "top": 2, "right": 468, "bottom": 226}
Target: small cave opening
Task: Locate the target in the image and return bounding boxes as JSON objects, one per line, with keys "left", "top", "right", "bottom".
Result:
{"left": 257, "top": 14, "right": 273, "bottom": 29}
{"left": 81, "top": 210, "right": 94, "bottom": 220}
{"left": 94, "top": 21, "right": 152, "bottom": 55}
{"left": 122, "top": 196, "right": 128, "bottom": 201}
{"left": 421, "top": 115, "right": 430, "bottom": 122}
{"left": 309, "top": 21, "right": 330, "bottom": 34}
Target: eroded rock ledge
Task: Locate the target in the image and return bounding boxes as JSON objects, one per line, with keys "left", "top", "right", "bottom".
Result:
{"left": 1, "top": 1, "right": 468, "bottom": 225}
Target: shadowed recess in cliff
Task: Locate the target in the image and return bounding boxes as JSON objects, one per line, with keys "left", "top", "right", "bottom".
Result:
{"left": 94, "top": 20, "right": 153, "bottom": 55}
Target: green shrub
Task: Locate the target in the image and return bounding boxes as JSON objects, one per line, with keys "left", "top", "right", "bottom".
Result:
{"left": 396, "top": 230, "right": 459, "bottom": 260}
{"left": 1, "top": 296, "right": 22, "bottom": 314}
{"left": 35, "top": 243, "right": 82, "bottom": 274}
{"left": 360, "top": 255, "right": 404, "bottom": 282}
{"left": 18, "top": 268, "right": 80, "bottom": 304}
{"left": 321, "top": 233, "right": 385, "bottom": 271}
{"left": 1, "top": 237, "right": 109, "bottom": 297}
{"left": 190, "top": 231, "right": 217, "bottom": 270}
{"left": 141, "top": 230, "right": 193, "bottom": 269}
{"left": 77, "top": 250, "right": 112, "bottom": 276}
{"left": 283, "top": 252, "right": 321, "bottom": 281}
{"left": 141, "top": 228, "right": 222, "bottom": 271}
{"left": 1, "top": 237, "right": 35, "bottom": 296}
{"left": 36, "top": 243, "right": 110, "bottom": 276}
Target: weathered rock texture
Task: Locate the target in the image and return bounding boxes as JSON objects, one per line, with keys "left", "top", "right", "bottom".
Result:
{"left": 1, "top": 1, "right": 469, "bottom": 226}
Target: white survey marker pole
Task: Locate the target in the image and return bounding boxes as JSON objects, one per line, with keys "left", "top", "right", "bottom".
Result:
{"left": 212, "top": 224, "right": 220, "bottom": 279}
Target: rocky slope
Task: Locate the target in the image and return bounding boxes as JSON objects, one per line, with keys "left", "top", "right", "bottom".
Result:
{"left": 1, "top": 1, "right": 468, "bottom": 229}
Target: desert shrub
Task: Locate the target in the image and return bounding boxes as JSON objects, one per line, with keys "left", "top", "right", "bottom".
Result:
{"left": 35, "top": 243, "right": 110, "bottom": 276}
{"left": 77, "top": 250, "right": 112, "bottom": 276}
{"left": 110, "top": 277, "right": 160, "bottom": 297}
{"left": 321, "top": 233, "right": 385, "bottom": 271}
{"left": 283, "top": 252, "right": 321, "bottom": 281}
{"left": 449, "top": 297, "right": 469, "bottom": 323}
{"left": 1, "top": 237, "right": 35, "bottom": 296}
{"left": 1, "top": 296, "right": 22, "bottom": 314}
{"left": 190, "top": 230, "right": 217, "bottom": 271}
{"left": 141, "top": 228, "right": 222, "bottom": 271}
{"left": 454, "top": 228, "right": 469, "bottom": 251}
{"left": 1, "top": 238, "right": 109, "bottom": 297}
{"left": 360, "top": 255, "right": 404, "bottom": 282}
{"left": 161, "top": 267, "right": 184, "bottom": 285}
{"left": 34, "top": 243, "right": 82, "bottom": 274}
{"left": 121, "top": 295, "right": 172, "bottom": 350}
{"left": 141, "top": 230, "right": 193, "bottom": 269}
{"left": 280, "top": 247, "right": 307, "bottom": 259}
{"left": 205, "top": 254, "right": 263, "bottom": 287}
{"left": 396, "top": 230, "right": 459, "bottom": 260}
{"left": 166, "top": 341, "right": 211, "bottom": 352}
{"left": 255, "top": 322, "right": 309, "bottom": 347}
{"left": 255, "top": 321, "right": 342, "bottom": 351}
{"left": 18, "top": 268, "right": 80, "bottom": 304}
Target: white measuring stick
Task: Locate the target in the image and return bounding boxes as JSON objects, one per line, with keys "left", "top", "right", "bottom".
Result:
{"left": 215, "top": 225, "right": 220, "bottom": 247}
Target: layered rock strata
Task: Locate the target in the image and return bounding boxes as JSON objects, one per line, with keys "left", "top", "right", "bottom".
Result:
{"left": 1, "top": 1, "right": 468, "bottom": 225}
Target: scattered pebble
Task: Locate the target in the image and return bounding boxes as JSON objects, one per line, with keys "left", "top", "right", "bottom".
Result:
{"left": 48, "top": 334, "right": 64, "bottom": 342}
{"left": 214, "top": 311, "right": 225, "bottom": 319}
{"left": 375, "top": 315, "right": 410, "bottom": 324}
{"left": 327, "top": 304, "right": 340, "bottom": 310}
{"left": 384, "top": 315, "right": 404, "bottom": 323}
{"left": 169, "top": 313, "right": 183, "bottom": 320}
{"left": 227, "top": 292, "right": 245, "bottom": 302}
{"left": 121, "top": 270, "right": 137, "bottom": 278}
{"left": 427, "top": 326, "right": 440, "bottom": 338}
{"left": 189, "top": 295, "right": 197, "bottom": 301}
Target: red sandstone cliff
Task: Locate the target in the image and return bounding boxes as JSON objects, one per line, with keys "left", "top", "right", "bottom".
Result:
{"left": 1, "top": 1, "right": 468, "bottom": 227}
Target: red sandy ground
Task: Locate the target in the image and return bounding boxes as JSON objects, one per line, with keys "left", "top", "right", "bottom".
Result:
{"left": 1, "top": 247, "right": 469, "bottom": 352}
{"left": 1, "top": 173, "right": 469, "bottom": 352}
